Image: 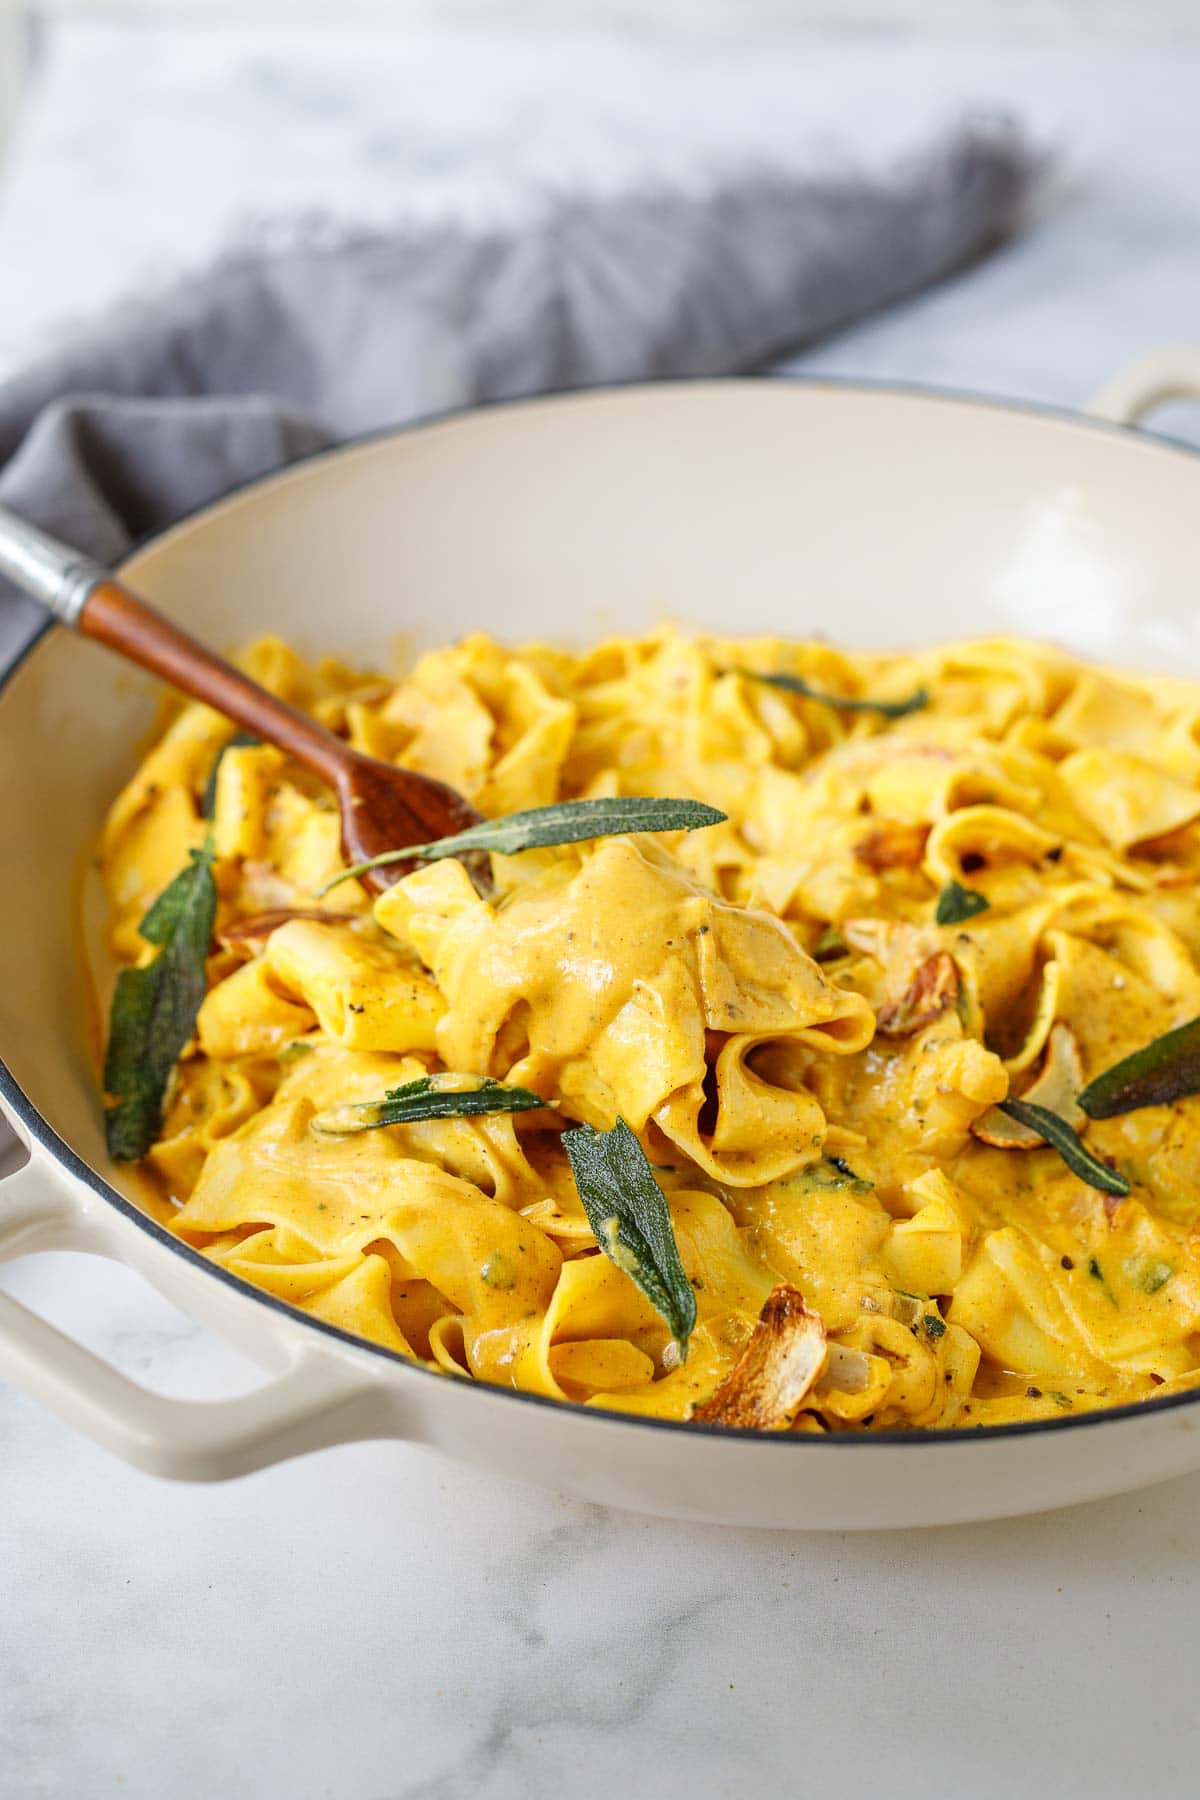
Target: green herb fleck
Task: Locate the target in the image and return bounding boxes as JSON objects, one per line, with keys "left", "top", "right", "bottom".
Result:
{"left": 813, "top": 924, "right": 847, "bottom": 961}
{"left": 890, "top": 1291, "right": 924, "bottom": 1328}
{"left": 563, "top": 1117, "right": 696, "bottom": 1356}
{"left": 103, "top": 843, "right": 218, "bottom": 1160}
{"left": 1085, "top": 1255, "right": 1120, "bottom": 1308}
{"left": 789, "top": 1157, "right": 873, "bottom": 1196}
{"left": 317, "top": 794, "right": 727, "bottom": 895}
{"left": 935, "top": 880, "right": 989, "bottom": 926}
{"left": 827, "top": 1155, "right": 870, "bottom": 1185}
{"left": 480, "top": 1254, "right": 516, "bottom": 1291}
{"left": 734, "top": 668, "right": 928, "bottom": 719}
{"left": 1127, "top": 1256, "right": 1174, "bottom": 1296}
{"left": 310, "top": 1073, "right": 547, "bottom": 1136}
{"left": 1078, "top": 1015, "right": 1200, "bottom": 1119}
{"left": 923, "top": 1314, "right": 947, "bottom": 1339}
{"left": 999, "top": 1098, "right": 1130, "bottom": 1197}
{"left": 201, "top": 730, "right": 260, "bottom": 820}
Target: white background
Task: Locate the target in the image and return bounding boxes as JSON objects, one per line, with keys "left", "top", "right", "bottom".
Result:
{"left": 4, "top": 0, "right": 1200, "bottom": 150}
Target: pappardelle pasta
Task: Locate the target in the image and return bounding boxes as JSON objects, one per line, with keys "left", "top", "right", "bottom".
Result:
{"left": 90, "top": 627, "right": 1200, "bottom": 1431}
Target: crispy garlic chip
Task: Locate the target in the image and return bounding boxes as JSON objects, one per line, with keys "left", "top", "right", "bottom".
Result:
{"left": 853, "top": 820, "right": 930, "bottom": 873}
{"left": 876, "top": 950, "right": 960, "bottom": 1038}
{"left": 692, "top": 1286, "right": 828, "bottom": 1429}
{"left": 217, "top": 908, "right": 355, "bottom": 956}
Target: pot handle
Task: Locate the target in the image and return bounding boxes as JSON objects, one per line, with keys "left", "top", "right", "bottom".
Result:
{"left": 0, "top": 1152, "right": 396, "bottom": 1480}
{"left": 1087, "top": 347, "right": 1200, "bottom": 426}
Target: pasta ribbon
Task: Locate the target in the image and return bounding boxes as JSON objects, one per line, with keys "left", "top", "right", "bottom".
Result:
{"left": 91, "top": 628, "right": 1200, "bottom": 1429}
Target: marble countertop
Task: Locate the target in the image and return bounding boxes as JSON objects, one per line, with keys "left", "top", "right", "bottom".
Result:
{"left": 3, "top": 22, "right": 1200, "bottom": 1800}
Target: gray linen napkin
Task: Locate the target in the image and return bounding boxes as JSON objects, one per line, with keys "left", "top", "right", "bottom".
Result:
{"left": 0, "top": 118, "right": 1039, "bottom": 666}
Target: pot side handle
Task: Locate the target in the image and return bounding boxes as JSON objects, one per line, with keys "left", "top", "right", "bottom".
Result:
{"left": 1087, "top": 346, "right": 1200, "bottom": 427}
{"left": 0, "top": 1153, "right": 397, "bottom": 1480}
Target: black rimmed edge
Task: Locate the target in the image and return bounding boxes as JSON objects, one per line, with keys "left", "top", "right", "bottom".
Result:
{"left": 4, "top": 370, "right": 1200, "bottom": 1450}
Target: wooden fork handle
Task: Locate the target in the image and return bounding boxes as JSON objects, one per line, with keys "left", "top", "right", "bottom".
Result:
{"left": 0, "top": 504, "right": 346, "bottom": 787}
{"left": 78, "top": 579, "right": 347, "bottom": 785}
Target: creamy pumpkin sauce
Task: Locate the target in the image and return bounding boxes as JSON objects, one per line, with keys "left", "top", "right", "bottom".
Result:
{"left": 89, "top": 629, "right": 1200, "bottom": 1429}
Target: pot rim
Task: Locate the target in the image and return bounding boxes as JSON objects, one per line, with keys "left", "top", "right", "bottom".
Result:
{"left": 5, "top": 369, "right": 1200, "bottom": 1450}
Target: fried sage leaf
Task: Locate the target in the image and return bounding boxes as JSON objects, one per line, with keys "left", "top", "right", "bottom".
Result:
{"left": 734, "top": 667, "right": 928, "bottom": 719}
{"left": 973, "top": 1023, "right": 1084, "bottom": 1148}
{"left": 201, "top": 730, "right": 260, "bottom": 820}
{"left": 1078, "top": 1016, "right": 1200, "bottom": 1119}
{"left": 935, "top": 880, "right": 989, "bottom": 925}
{"left": 999, "top": 1097, "right": 1130, "bottom": 1197}
{"left": 563, "top": 1117, "right": 697, "bottom": 1356}
{"left": 104, "top": 843, "right": 218, "bottom": 1161}
{"left": 311, "top": 1073, "right": 546, "bottom": 1136}
{"left": 319, "top": 794, "right": 727, "bottom": 894}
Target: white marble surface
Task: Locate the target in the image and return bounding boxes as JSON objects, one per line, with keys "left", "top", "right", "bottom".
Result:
{"left": 0, "top": 22, "right": 1196, "bottom": 433}
{"left": 3, "top": 21, "right": 1200, "bottom": 1800}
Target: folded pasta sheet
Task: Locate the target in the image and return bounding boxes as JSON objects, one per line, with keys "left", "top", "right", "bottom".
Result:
{"left": 91, "top": 628, "right": 1200, "bottom": 1430}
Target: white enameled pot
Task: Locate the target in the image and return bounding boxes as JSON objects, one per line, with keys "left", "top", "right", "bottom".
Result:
{"left": 4, "top": 364, "right": 1200, "bottom": 1529}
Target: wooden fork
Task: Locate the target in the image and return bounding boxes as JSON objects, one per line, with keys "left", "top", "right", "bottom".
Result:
{"left": 0, "top": 504, "right": 483, "bottom": 891}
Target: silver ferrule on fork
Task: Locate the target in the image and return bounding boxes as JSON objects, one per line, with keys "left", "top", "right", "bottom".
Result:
{"left": 0, "top": 504, "right": 107, "bottom": 626}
